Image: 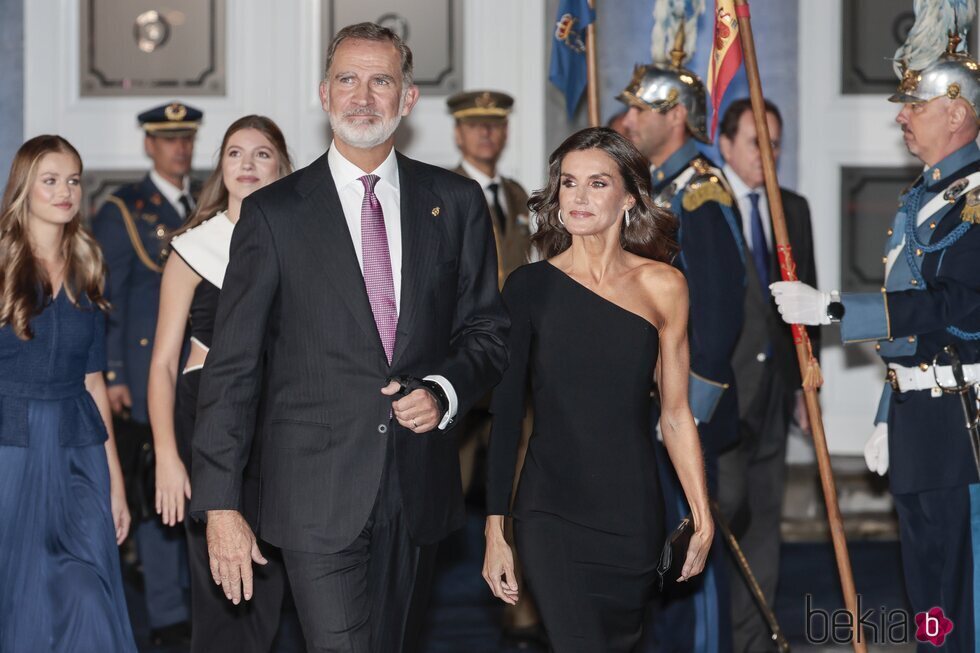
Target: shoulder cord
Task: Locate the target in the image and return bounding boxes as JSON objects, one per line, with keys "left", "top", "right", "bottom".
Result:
{"left": 900, "top": 185, "right": 980, "bottom": 339}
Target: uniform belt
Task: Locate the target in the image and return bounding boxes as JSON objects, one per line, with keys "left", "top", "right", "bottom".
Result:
{"left": 886, "top": 362, "right": 980, "bottom": 393}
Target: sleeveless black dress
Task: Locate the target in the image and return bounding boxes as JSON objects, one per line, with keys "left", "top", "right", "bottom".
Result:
{"left": 488, "top": 261, "right": 665, "bottom": 652}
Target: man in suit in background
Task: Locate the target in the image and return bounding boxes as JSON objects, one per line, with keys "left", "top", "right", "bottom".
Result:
{"left": 191, "top": 22, "right": 509, "bottom": 653}
{"left": 717, "top": 98, "right": 818, "bottom": 653}
{"left": 91, "top": 102, "right": 201, "bottom": 647}
{"left": 447, "top": 90, "right": 545, "bottom": 649}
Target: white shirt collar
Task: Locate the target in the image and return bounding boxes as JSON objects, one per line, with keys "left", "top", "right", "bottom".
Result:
{"left": 327, "top": 141, "right": 400, "bottom": 193}
{"left": 722, "top": 163, "right": 760, "bottom": 200}
{"left": 460, "top": 159, "right": 502, "bottom": 189}
{"left": 149, "top": 168, "right": 191, "bottom": 211}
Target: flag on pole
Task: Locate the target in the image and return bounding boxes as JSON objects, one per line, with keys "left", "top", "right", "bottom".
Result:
{"left": 550, "top": 0, "right": 595, "bottom": 119}
{"left": 706, "top": 0, "right": 743, "bottom": 141}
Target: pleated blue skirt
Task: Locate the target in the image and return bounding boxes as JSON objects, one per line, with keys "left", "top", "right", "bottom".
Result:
{"left": 0, "top": 399, "right": 136, "bottom": 652}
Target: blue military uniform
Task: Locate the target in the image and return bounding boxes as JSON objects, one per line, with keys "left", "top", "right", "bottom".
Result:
{"left": 91, "top": 176, "right": 186, "bottom": 422}
{"left": 836, "top": 141, "right": 980, "bottom": 651}
{"left": 646, "top": 138, "right": 746, "bottom": 653}
{"left": 89, "top": 102, "right": 202, "bottom": 638}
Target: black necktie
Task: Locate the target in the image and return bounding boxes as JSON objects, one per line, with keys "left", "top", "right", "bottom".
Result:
{"left": 178, "top": 193, "right": 193, "bottom": 220}
{"left": 486, "top": 182, "right": 506, "bottom": 235}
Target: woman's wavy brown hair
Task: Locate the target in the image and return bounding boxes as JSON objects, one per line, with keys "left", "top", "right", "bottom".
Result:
{"left": 530, "top": 127, "right": 679, "bottom": 263}
{"left": 172, "top": 115, "right": 293, "bottom": 239}
{"left": 0, "top": 135, "right": 108, "bottom": 340}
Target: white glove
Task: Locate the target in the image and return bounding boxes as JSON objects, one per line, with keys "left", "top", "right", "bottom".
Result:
{"left": 770, "top": 281, "right": 832, "bottom": 326}
{"left": 863, "top": 422, "right": 888, "bottom": 476}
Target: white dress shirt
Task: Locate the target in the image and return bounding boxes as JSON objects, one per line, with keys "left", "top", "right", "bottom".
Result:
{"left": 149, "top": 168, "right": 195, "bottom": 219}
{"left": 460, "top": 159, "right": 508, "bottom": 217}
{"left": 327, "top": 142, "right": 457, "bottom": 428}
{"left": 723, "top": 163, "right": 772, "bottom": 252}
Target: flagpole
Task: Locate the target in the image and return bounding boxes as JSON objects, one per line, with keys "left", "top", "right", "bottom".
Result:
{"left": 731, "top": 2, "right": 866, "bottom": 652}
{"left": 586, "top": 0, "right": 600, "bottom": 126}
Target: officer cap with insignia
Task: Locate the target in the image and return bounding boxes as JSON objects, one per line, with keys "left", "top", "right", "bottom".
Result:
{"left": 138, "top": 102, "right": 203, "bottom": 137}
{"left": 446, "top": 90, "right": 513, "bottom": 123}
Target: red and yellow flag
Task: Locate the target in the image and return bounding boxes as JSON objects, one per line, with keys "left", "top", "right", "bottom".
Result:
{"left": 706, "top": 0, "right": 743, "bottom": 142}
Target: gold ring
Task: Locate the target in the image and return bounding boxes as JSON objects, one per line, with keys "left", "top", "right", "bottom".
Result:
{"left": 412, "top": 419, "right": 418, "bottom": 428}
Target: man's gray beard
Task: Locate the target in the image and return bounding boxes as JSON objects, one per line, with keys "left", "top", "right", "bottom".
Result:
{"left": 330, "top": 110, "right": 403, "bottom": 149}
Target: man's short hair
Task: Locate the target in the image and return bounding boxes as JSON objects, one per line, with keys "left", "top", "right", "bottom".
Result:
{"left": 719, "top": 98, "right": 783, "bottom": 141}
{"left": 323, "top": 22, "right": 414, "bottom": 87}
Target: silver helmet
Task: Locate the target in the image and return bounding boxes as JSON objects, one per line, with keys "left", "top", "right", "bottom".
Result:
{"left": 617, "top": 27, "right": 710, "bottom": 143}
{"left": 891, "top": 33, "right": 980, "bottom": 120}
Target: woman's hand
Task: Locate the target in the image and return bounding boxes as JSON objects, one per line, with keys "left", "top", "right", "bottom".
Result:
{"left": 110, "top": 482, "right": 131, "bottom": 545}
{"left": 678, "top": 516, "right": 714, "bottom": 582}
{"left": 155, "top": 451, "right": 192, "bottom": 527}
{"left": 482, "top": 516, "right": 519, "bottom": 605}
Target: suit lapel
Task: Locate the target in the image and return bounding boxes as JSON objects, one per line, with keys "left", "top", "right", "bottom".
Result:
{"left": 295, "top": 153, "right": 386, "bottom": 357}
{"left": 392, "top": 155, "right": 441, "bottom": 366}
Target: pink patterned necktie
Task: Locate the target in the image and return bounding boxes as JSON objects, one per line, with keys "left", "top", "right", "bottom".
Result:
{"left": 359, "top": 174, "right": 397, "bottom": 364}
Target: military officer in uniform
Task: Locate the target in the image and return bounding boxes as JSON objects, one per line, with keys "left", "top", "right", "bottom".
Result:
{"left": 90, "top": 102, "right": 202, "bottom": 645}
{"left": 773, "top": 31, "right": 980, "bottom": 652}
{"left": 619, "top": 37, "right": 745, "bottom": 653}
{"left": 446, "top": 89, "right": 545, "bottom": 649}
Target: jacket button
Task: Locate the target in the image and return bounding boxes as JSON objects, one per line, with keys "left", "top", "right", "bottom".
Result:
{"left": 908, "top": 336, "right": 916, "bottom": 343}
{"left": 875, "top": 344, "right": 881, "bottom": 351}
{"left": 378, "top": 424, "right": 387, "bottom": 434}
{"left": 142, "top": 442, "right": 151, "bottom": 452}
{"left": 756, "top": 352, "right": 767, "bottom": 362}
{"left": 910, "top": 279, "right": 918, "bottom": 285}
{"left": 106, "top": 371, "right": 117, "bottom": 381}
{"left": 887, "top": 228, "right": 893, "bottom": 236}
{"left": 139, "top": 338, "right": 149, "bottom": 346}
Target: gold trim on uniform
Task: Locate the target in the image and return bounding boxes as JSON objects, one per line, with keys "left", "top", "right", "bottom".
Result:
{"left": 682, "top": 176, "right": 733, "bottom": 212}
{"left": 962, "top": 188, "right": 980, "bottom": 224}
{"left": 105, "top": 196, "right": 164, "bottom": 274}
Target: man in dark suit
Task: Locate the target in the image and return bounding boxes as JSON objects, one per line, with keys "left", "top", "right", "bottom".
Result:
{"left": 190, "top": 22, "right": 509, "bottom": 653}
{"left": 717, "top": 98, "right": 818, "bottom": 652}
{"left": 91, "top": 102, "right": 202, "bottom": 647}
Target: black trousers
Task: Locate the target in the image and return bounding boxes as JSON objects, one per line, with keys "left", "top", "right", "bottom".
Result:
{"left": 186, "top": 519, "right": 288, "bottom": 653}
{"left": 281, "top": 438, "right": 436, "bottom": 653}
{"left": 893, "top": 485, "right": 975, "bottom": 653}
{"left": 717, "top": 378, "right": 788, "bottom": 653}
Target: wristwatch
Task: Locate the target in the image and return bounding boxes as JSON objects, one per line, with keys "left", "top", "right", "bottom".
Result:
{"left": 827, "top": 291, "right": 845, "bottom": 323}
{"left": 420, "top": 379, "right": 450, "bottom": 417}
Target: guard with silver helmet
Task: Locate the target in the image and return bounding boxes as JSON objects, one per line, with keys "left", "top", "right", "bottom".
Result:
{"left": 620, "top": 18, "right": 745, "bottom": 653}
{"left": 772, "top": 2, "right": 980, "bottom": 648}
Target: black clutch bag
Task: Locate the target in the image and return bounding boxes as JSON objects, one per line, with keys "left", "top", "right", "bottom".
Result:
{"left": 657, "top": 515, "right": 694, "bottom": 590}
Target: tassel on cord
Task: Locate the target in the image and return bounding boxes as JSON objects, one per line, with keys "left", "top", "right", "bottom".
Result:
{"left": 651, "top": 0, "right": 705, "bottom": 66}
{"left": 893, "top": 0, "right": 975, "bottom": 75}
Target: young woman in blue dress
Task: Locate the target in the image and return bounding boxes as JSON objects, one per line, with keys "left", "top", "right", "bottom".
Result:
{"left": 0, "top": 135, "right": 136, "bottom": 651}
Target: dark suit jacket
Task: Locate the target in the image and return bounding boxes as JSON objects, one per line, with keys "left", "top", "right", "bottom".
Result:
{"left": 190, "top": 151, "right": 510, "bottom": 554}
{"left": 731, "top": 188, "right": 819, "bottom": 423}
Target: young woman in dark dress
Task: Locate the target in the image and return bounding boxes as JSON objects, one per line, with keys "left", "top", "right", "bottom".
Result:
{"left": 0, "top": 135, "right": 136, "bottom": 651}
{"left": 483, "top": 127, "right": 713, "bottom": 652}
{"left": 146, "top": 116, "right": 292, "bottom": 652}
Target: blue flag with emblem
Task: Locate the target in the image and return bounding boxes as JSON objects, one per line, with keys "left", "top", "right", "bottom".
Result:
{"left": 549, "top": 0, "right": 595, "bottom": 119}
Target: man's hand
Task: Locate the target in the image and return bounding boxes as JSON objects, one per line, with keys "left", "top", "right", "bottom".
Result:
{"left": 381, "top": 381, "right": 440, "bottom": 433}
{"left": 770, "top": 281, "right": 832, "bottom": 326}
{"left": 206, "top": 510, "right": 268, "bottom": 604}
{"left": 106, "top": 384, "right": 132, "bottom": 416}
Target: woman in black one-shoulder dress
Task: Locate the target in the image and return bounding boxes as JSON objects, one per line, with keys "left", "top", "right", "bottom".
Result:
{"left": 484, "top": 128, "right": 714, "bottom": 652}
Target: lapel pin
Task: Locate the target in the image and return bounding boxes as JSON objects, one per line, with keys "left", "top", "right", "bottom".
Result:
{"left": 431, "top": 207, "right": 441, "bottom": 217}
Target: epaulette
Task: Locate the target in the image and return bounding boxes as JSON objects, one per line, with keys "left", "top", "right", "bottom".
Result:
{"left": 682, "top": 159, "right": 733, "bottom": 212}
{"left": 109, "top": 182, "right": 144, "bottom": 204}
{"left": 962, "top": 187, "right": 980, "bottom": 224}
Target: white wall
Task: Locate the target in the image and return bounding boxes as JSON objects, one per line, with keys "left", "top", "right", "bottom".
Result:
{"left": 24, "top": 0, "right": 547, "bottom": 192}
